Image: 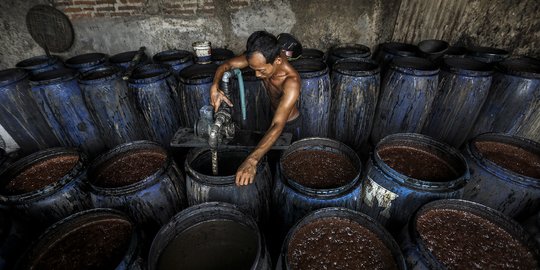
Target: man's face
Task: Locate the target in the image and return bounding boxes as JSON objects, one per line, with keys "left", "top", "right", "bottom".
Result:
{"left": 248, "top": 52, "right": 277, "bottom": 79}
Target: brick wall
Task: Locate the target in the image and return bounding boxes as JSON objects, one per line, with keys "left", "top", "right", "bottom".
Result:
{"left": 55, "top": 0, "right": 261, "bottom": 19}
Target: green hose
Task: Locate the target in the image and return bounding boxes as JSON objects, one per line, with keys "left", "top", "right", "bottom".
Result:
{"left": 233, "top": 68, "right": 247, "bottom": 121}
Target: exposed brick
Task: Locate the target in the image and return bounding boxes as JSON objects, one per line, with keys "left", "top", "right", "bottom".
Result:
{"left": 63, "top": 7, "right": 83, "bottom": 13}
{"left": 73, "top": 0, "right": 96, "bottom": 5}
{"left": 127, "top": 0, "right": 145, "bottom": 3}
{"left": 82, "top": 7, "right": 95, "bottom": 11}
{"left": 69, "top": 13, "right": 93, "bottom": 19}
{"left": 118, "top": 5, "right": 139, "bottom": 10}
{"left": 96, "top": 0, "right": 116, "bottom": 4}
{"left": 96, "top": 6, "right": 115, "bottom": 12}
{"left": 119, "top": 0, "right": 127, "bottom": 3}
{"left": 111, "top": 11, "right": 132, "bottom": 16}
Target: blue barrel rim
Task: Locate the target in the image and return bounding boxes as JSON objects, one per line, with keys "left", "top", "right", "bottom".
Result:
{"left": 65, "top": 52, "right": 108, "bottom": 69}
{"left": 468, "top": 46, "right": 510, "bottom": 59}
{"left": 444, "top": 46, "right": 468, "bottom": 57}
{"left": 87, "top": 140, "right": 173, "bottom": 195}
{"left": 16, "top": 55, "right": 61, "bottom": 70}
{"left": 0, "top": 147, "right": 86, "bottom": 203}
{"left": 390, "top": 57, "right": 439, "bottom": 76}
{"left": 128, "top": 63, "right": 173, "bottom": 84}
{"left": 110, "top": 50, "right": 149, "bottom": 65}
{"left": 148, "top": 201, "right": 266, "bottom": 270}
{"left": 16, "top": 207, "right": 140, "bottom": 270}
{"left": 279, "top": 137, "right": 363, "bottom": 197}
{"left": 281, "top": 207, "right": 407, "bottom": 270}
{"left": 381, "top": 42, "right": 419, "bottom": 57}
{"left": 408, "top": 199, "right": 540, "bottom": 269}
{"left": 0, "top": 68, "right": 29, "bottom": 88}
{"left": 467, "top": 133, "right": 540, "bottom": 188}
{"left": 29, "top": 68, "right": 77, "bottom": 86}
{"left": 496, "top": 57, "right": 540, "bottom": 79}
{"left": 417, "top": 39, "right": 449, "bottom": 55}
{"left": 185, "top": 147, "right": 268, "bottom": 186}
{"left": 372, "top": 133, "right": 469, "bottom": 191}
{"left": 329, "top": 43, "right": 371, "bottom": 59}
{"left": 300, "top": 48, "right": 324, "bottom": 59}
{"left": 178, "top": 63, "right": 218, "bottom": 85}
{"left": 78, "top": 65, "right": 122, "bottom": 85}
{"left": 153, "top": 49, "right": 193, "bottom": 65}
{"left": 442, "top": 57, "right": 493, "bottom": 77}
{"left": 211, "top": 48, "right": 235, "bottom": 62}
{"left": 290, "top": 58, "right": 329, "bottom": 79}
{"left": 333, "top": 57, "right": 380, "bottom": 76}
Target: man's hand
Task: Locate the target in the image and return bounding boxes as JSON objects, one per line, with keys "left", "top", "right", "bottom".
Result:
{"left": 235, "top": 157, "right": 258, "bottom": 186}
{"left": 210, "top": 84, "right": 233, "bottom": 112}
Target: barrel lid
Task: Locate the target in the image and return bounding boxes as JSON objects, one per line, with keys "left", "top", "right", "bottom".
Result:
{"left": 110, "top": 51, "right": 148, "bottom": 64}
{"left": 330, "top": 43, "right": 371, "bottom": 59}
{"left": 444, "top": 46, "right": 468, "bottom": 57}
{"left": 65, "top": 53, "right": 108, "bottom": 69}
{"left": 496, "top": 58, "right": 540, "bottom": 79}
{"left": 442, "top": 57, "right": 493, "bottom": 76}
{"left": 0, "top": 68, "right": 29, "bottom": 87}
{"left": 153, "top": 49, "right": 193, "bottom": 65}
{"left": 29, "top": 68, "right": 76, "bottom": 85}
{"left": 333, "top": 58, "right": 380, "bottom": 77}
{"left": 211, "top": 48, "right": 235, "bottom": 62}
{"left": 16, "top": 55, "right": 60, "bottom": 70}
{"left": 467, "top": 46, "right": 510, "bottom": 63}
{"left": 290, "top": 58, "right": 329, "bottom": 79}
{"left": 300, "top": 48, "right": 324, "bottom": 59}
{"left": 79, "top": 65, "right": 122, "bottom": 84}
{"left": 128, "top": 64, "right": 172, "bottom": 84}
{"left": 418, "top": 39, "right": 449, "bottom": 55}
{"left": 391, "top": 57, "right": 439, "bottom": 75}
{"left": 382, "top": 42, "right": 419, "bottom": 57}
{"left": 179, "top": 63, "right": 218, "bottom": 84}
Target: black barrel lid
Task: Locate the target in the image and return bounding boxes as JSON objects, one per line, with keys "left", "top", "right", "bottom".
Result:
{"left": 0, "top": 68, "right": 29, "bottom": 87}
{"left": 65, "top": 53, "right": 108, "bottom": 69}
{"left": 290, "top": 58, "right": 329, "bottom": 79}
{"left": 29, "top": 68, "right": 76, "bottom": 85}
{"left": 497, "top": 58, "right": 540, "bottom": 79}
{"left": 153, "top": 50, "right": 193, "bottom": 65}
{"left": 179, "top": 63, "right": 218, "bottom": 84}
{"left": 331, "top": 44, "right": 371, "bottom": 58}
{"left": 391, "top": 57, "right": 439, "bottom": 76}
{"left": 382, "top": 42, "right": 419, "bottom": 57}
{"left": 333, "top": 58, "right": 380, "bottom": 77}
{"left": 442, "top": 57, "right": 493, "bottom": 76}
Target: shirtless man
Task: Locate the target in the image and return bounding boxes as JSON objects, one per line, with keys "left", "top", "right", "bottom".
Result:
{"left": 210, "top": 31, "right": 302, "bottom": 186}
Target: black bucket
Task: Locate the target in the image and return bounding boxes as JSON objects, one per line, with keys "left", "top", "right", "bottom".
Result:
{"left": 15, "top": 208, "right": 142, "bottom": 270}
{"left": 417, "top": 39, "right": 449, "bottom": 60}
{"left": 0, "top": 148, "right": 91, "bottom": 231}
{"left": 185, "top": 148, "right": 272, "bottom": 223}
{"left": 400, "top": 199, "right": 540, "bottom": 269}
{"left": 148, "top": 202, "right": 271, "bottom": 270}
{"left": 326, "top": 43, "right": 371, "bottom": 69}
{"left": 87, "top": 140, "right": 187, "bottom": 244}
{"left": 467, "top": 46, "right": 510, "bottom": 64}
{"left": 277, "top": 207, "right": 406, "bottom": 270}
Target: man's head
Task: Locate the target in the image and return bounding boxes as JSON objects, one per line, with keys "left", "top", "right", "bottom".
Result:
{"left": 246, "top": 31, "right": 282, "bottom": 78}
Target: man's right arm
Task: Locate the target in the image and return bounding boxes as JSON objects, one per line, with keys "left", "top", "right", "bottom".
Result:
{"left": 210, "top": 54, "right": 249, "bottom": 112}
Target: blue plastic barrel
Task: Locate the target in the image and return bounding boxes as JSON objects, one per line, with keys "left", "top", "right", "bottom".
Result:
{"left": 128, "top": 64, "right": 182, "bottom": 147}
{"left": 467, "top": 46, "right": 510, "bottom": 64}
{"left": 65, "top": 52, "right": 109, "bottom": 73}
{"left": 153, "top": 49, "right": 194, "bottom": 78}
{"left": 371, "top": 57, "right": 439, "bottom": 144}
{"left": 185, "top": 148, "right": 272, "bottom": 223}
{"left": 374, "top": 42, "right": 419, "bottom": 71}
{"left": 422, "top": 58, "right": 493, "bottom": 148}
{"left": 16, "top": 55, "right": 64, "bottom": 75}
{"left": 326, "top": 43, "right": 371, "bottom": 69}
{"left": 29, "top": 69, "right": 106, "bottom": 157}
{"left": 463, "top": 133, "right": 540, "bottom": 219}
{"left": 277, "top": 207, "right": 406, "bottom": 270}
{"left": 87, "top": 141, "right": 187, "bottom": 245}
{"left": 178, "top": 63, "right": 219, "bottom": 128}
{"left": 470, "top": 58, "right": 540, "bottom": 142}
{"left": 329, "top": 58, "right": 380, "bottom": 153}
{"left": 0, "top": 68, "right": 61, "bottom": 154}
{"left": 291, "top": 59, "right": 331, "bottom": 138}
{"left": 148, "top": 202, "right": 271, "bottom": 270}
{"left": 400, "top": 199, "right": 540, "bottom": 269}
{"left": 16, "top": 208, "right": 143, "bottom": 270}
{"left": 273, "top": 138, "right": 363, "bottom": 238}
{"left": 360, "top": 133, "right": 469, "bottom": 233}
{"left": 109, "top": 50, "right": 150, "bottom": 70}
{"left": 0, "top": 148, "right": 92, "bottom": 231}
{"left": 230, "top": 67, "right": 271, "bottom": 132}
{"left": 211, "top": 47, "right": 235, "bottom": 65}
{"left": 79, "top": 66, "right": 145, "bottom": 149}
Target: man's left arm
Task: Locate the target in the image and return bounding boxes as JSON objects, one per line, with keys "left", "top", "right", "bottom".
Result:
{"left": 235, "top": 77, "right": 300, "bottom": 186}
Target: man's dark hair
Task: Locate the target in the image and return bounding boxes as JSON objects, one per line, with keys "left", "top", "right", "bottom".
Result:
{"left": 246, "top": 31, "right": 281, "bottom": 64}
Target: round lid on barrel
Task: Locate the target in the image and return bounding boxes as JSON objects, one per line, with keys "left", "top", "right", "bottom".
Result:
{"left": 110, "top": 51, "right": 149, "bottom": 65}
{"left": 331, "top": 43, "right": 371, "bottom": 59}
{"left": 442, "top": 57, "right": 493, "bottom": 76}
{"left": 333, "top": 58, "right": 380, "bottom": 76}
{"left": 128, "top": 64, "right": 172, "bottom": 84}
{"left": 29, "top": 68, "right": 77, "bottom": 85}
{"left": 65, "top": 53, "right": 108, "bottom": 69}
{"left": 178, "top": 63, "right": 218, "bottom": 84}
{"left": 382, "top": 42, "right": 419, "bottom": 57}
{"left": 16, "top": 55, "right": 61, "bottom": 70}
{"left": 0, "top": 68, "right": 29, "bottom": 87}
{"left": 153, "top": 50, "right": 193, "bottom": 65}
{"left": 290, "top": 58, "right": 328, "bottom": 78}
{"left": 391, "top": 57, "right": 439, "bottom": 76}
{"left": 497, "top": 57, "right": 540, "bottom": 79}
{"left": 79, "top": 65, "right": 122, "bottom": 84}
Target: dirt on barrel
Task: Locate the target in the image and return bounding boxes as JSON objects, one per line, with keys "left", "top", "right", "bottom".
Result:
{"left": 377, "top": 145, "right": 460, "bottom": 182}
{"left": 475, "top": 140, "right": 540, "bottom": 179}
{"left": 287, "top": 217, "right": 398, "bottom": 270}
{"left": 94, "top": 150, "right": 166, "bottom": 188}
{"left": 417, "top": 208, "right": 537, "bottom": 269}
{"left": 4, "top": 154, "right": 79, "bottom": 195}
{"left": 283, "top": 150, "right": 357, "bottom": 189}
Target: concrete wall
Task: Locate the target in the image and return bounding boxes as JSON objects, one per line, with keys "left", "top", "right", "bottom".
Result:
{"left": 1, "top": 0, "right": 539, "bottom": 69}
